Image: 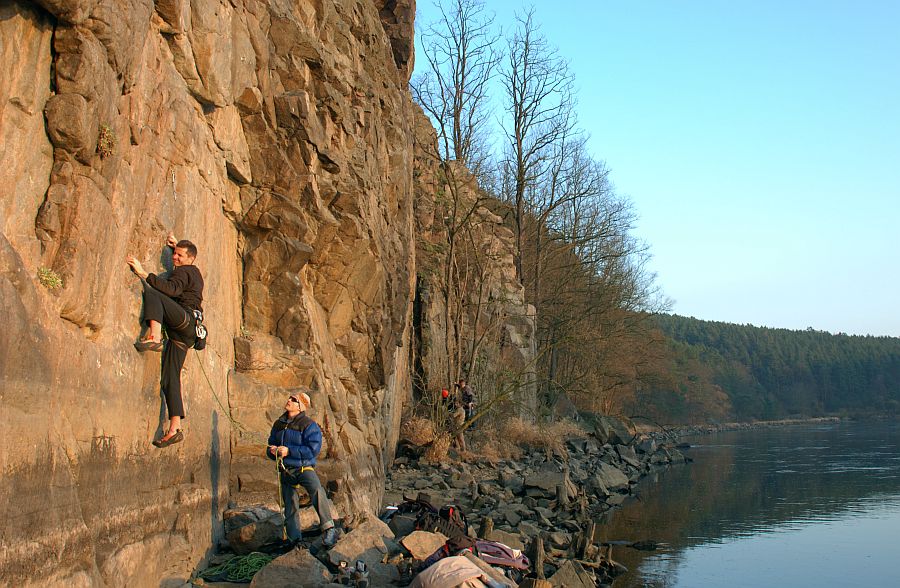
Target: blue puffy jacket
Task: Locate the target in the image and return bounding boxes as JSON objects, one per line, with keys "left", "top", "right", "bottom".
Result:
{"left": 267, "top": 412, "right": 322, "bottom": 469}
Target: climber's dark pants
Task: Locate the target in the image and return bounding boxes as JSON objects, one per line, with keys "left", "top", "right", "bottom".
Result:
{"left": 142, "top": 281, "right": 194, "bottom": 419}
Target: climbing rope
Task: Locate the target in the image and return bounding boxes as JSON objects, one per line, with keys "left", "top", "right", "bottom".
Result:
{"left": 198, "top": 552, "right": 275, "bottom": 582}
{"left": 193, "top": 353, "right": 267, "bottom": 443}
{"left": 193, "top": 354, "right": 300, "bottom": 541}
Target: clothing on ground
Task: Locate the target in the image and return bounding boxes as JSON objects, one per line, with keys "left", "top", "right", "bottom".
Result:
{"left": 409, "top": 556, "right": 491, "bottom": 588}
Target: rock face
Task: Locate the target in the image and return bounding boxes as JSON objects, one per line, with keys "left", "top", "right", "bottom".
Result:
{"left": 1, "top": 0, "right": 418, "bottom": 585}
{"left": 411, "top": 116, "right": 537, "bottom": 413}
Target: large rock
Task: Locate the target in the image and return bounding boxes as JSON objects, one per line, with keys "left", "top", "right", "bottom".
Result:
{"left": 1, "top": 0, "right": 419, "bottom": 585}
{"left": 594, "top": 462, "right": 630, "bottom": 491}
{"left": 327, "top": 517, "right": 400, "bottom": 586}
{"left": 249, "top": 548, "right": 332, "bottom": 588}
{"left": 224, "top": 505, "right": 285, "bottom": 555}
{"left": 549, "top": 559, "right": 595, "bottom": 588}
{"left": 524, "top": 463, "right": 577, "bottom": 496}
{"left": 616, "top": 444, "right": 642, "bottom": 468}
{"left": 585, "top": 414, "right": 633, "bottom": 445}
{"left": 401, "top": 530, "right": 447, "bottom": 560}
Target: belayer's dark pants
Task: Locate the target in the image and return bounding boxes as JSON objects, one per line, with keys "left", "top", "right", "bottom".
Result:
{"left": 141, "top": 281, "right": 195, "bottom": 419}
{"left": 279, "top": 467, "right": 335, "bottom": 542}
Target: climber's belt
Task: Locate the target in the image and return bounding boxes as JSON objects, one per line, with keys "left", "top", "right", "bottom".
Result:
{"left": 280, "top": 463, "right": 315, "bottom": 474}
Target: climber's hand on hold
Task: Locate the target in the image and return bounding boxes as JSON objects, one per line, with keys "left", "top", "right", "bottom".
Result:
{"left": 126, "top": 256, "right": 148, "bottom": 279}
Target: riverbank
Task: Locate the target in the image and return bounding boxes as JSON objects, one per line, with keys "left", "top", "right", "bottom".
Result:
{"left": 642, "top": 416, "right": 843, "bottom": 441}
{"left": 382, "top": 419, "right": 689, "bottom": 586}
{"left": 196, "top": 415, "right": 689, "bottom": 586}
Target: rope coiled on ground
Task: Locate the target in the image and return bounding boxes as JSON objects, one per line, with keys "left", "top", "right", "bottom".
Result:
{"left": 198, "top": 552, "right": 275, "bottom": 582}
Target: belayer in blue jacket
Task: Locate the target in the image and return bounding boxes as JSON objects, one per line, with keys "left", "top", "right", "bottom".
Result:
{"left": 267, "top": 391, "right": 341, "bottom": 547}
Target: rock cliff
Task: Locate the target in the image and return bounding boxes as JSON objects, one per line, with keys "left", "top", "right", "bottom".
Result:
{"left": 1, "top": 0, "right": 421, "bottom": 585}
{"left": 1, "top": 0, "right": 536, "bottom": 584}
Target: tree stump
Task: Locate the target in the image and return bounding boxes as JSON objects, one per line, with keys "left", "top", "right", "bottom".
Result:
{"left": 581, "top": 521, "right": 596, "bottom": 560}
{"left": 556, "top": 483, "right": 568, "bottom": 509}
{"left": 528, "top": 536, "right": 547, "bottom": 579}
{"left": 478, "top": 516, "right": 494, "bottom": 539}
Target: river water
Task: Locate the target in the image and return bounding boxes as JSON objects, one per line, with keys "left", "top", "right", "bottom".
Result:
{"left": 597, "top": 420, "right": 900, "bottom": 587}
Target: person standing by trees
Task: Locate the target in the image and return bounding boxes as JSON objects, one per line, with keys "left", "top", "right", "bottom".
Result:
{"left": 126, "top": 233, "right": 203, "bottom": 448}
{"left": 457, "top": 378, "right": 476, "bottom": 423}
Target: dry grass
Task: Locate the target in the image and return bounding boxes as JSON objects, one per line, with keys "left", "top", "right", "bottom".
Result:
{"left": 400, "top": 416, "right": 436, "bottom": 446}
{"left": 423, "top": 433, "right": 451, "bottom": 463}
{"left": 502, "top": 417, "right": 584, "bottom": 454}
{"left": 471, "top": 417, "right": 585, "bottom": 460}
{"left": 472, "top": 429, "right": 520, "bottom": 462}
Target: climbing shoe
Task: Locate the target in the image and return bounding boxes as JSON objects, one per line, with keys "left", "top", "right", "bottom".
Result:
{"left": 322, "top": 526, "right": 342, "bottom": 547}
{"left": 134, "top": 339, "right": 164, "bottom": 352}
{"left": 152, "top": 429, "right": 184, "bottom": 448}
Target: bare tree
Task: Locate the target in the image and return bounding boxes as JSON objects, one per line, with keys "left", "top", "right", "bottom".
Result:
{"left": 412, "top": 0, "right": 501, "bottom": 179}
{"left": 411, "top": 0, "right": 504, "bottom": 388}
{"left": 501, "top": 8, "right": 575, "bottom": 280}
{"left": 413, "top": 3, "right": 672, "bottom": 422}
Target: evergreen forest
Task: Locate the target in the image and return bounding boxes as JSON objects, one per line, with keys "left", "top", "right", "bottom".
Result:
{"left": 632, "top": 315, "right": 900, "bottom": 424}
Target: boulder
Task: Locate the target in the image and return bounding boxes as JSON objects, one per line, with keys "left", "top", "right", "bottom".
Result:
{"left": 636, "top": 436, "right": 657, "bottom": 454}
{"left": 249, "top": 548, "right": 332, "bottom": 587}
{"left": 591, "top": 416, "right": 632, "bottom": 446}
{"left": 401, "top": 530, "right": 447, "bottom": 560}
{"left": 524, "top": 463, "right": 578, "bottom": 501}
{"left": 326, "top": 517, "right": 400, "bottom": 586}
{"left": 483, "top": 529, "right": 524, "bottom": 551}
{"left": 388, "top": 513, "right": 418, "bottom": 538}
{"left": 616, "top": 444, "right": 641, "bottom": 468}
{"left": 594, "top": 462, "right": 630, "bottom": 491}
{"left": 548, "top": 559, "right": 595, "bottom": 588}
{"left": 224, "top": 506, "right": 285, "bottom": 555}
{"left": 498, "top": 470, "right": 525, "bottom": 494}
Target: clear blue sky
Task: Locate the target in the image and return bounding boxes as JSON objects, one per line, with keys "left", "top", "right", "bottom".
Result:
{"left": 414, "top": 1, "right": 900, "bottom": 337}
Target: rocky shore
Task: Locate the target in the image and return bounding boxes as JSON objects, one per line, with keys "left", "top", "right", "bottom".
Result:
{"left": 662, "top": 416, "right": 843, "bottom": 440}
{"left": 198, "top": 416, "right": 690, "bottom": 587}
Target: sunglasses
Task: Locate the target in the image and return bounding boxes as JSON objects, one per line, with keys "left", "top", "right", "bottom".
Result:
{"left": 288, "top": 396, "right": 300, "bottom": 404}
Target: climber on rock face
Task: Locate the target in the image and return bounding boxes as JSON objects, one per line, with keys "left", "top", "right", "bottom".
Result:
{"left": 126, "top": 233, "right": 204, "bottom": 448}
{"left": 266, "top": 391, "right": 342, "bottom": 548}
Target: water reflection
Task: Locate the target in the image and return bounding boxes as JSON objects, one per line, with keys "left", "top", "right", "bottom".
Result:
{"left": 598, "top": 421, "right": 900, "bottom": 587}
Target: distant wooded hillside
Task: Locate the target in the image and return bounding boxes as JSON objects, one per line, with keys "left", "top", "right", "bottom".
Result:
{"left": 632, "top": 315, "right": 900, "bottom": 423}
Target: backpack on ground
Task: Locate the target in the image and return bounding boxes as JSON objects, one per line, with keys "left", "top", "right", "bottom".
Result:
{"left": 397, "top": 493, "right": 438, "bottom": 518}
{"left": 439, "top": 504, "right": 468, "bottom": 534}
{"left": 415, "top": 503, "right": 469, "bottom": 543}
